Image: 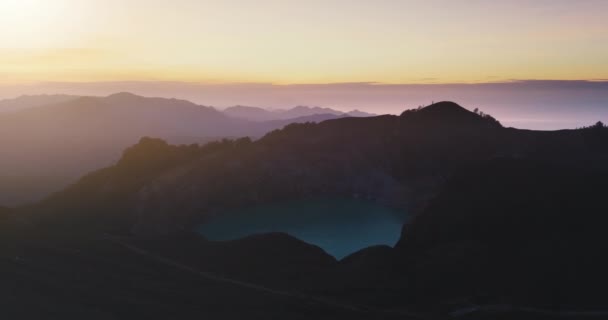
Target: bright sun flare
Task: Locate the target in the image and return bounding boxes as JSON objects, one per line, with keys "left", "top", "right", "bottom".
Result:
{"left": 0, "top": 0, "right": 70, "bottom": 47}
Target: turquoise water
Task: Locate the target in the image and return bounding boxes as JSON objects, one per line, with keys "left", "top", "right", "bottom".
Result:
{"left": 197, "top": 198, "right": 406, "bottom": 259}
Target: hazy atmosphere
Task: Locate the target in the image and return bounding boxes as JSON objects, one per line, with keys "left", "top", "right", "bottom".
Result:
{"left": 2, "top": 1, "right": 608, "bottom": 319}
{"left": 2, "top": 80, "right": 607, "bottom": 129}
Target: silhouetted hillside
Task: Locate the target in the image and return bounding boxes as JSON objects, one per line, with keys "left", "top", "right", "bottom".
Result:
{"left": 390, "top": 157, "right": 608, "bottom": 310}
{"left": 258, "top": 113, "right": 347, "bottom": 129}
{"left": 401, "top": 101, "right": 502, "bottom": 128}
{"left": 136, "top": 232, "right": 337, "bottom": 288}
{"left": 0, "top": 206, "right": 10, "bottom": 224}
{"left": 0, "top": 231, "right": 395, "bottom": 320}
{"left": 28, "top": 137, "right": 254, "bottom": 235}
{"left": 5, "top": 101, "right": 608, "bottom": 319}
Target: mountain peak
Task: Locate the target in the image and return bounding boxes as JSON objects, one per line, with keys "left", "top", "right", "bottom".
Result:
{"left": 346, "top": 109, "right": 376, "bottom": 117}
{"left": 418, "top": 101, "right": 469, "bottom": 115}
{"left": 106, "top": 92, "right": 143, "bottom": 100}
{"left": 401, "top": 101, "right": 502, "bottom": 128}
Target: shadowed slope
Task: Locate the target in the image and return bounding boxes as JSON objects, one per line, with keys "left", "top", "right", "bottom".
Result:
{"left": 392, "top": 156, "right": 608, "bottom": 309}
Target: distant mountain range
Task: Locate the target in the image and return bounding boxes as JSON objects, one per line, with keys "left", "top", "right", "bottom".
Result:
{"left": 0, "top": 93, "right": 374, "bottom": 120}
{"left": 0, "top": 94, "right": 79, "bottom": 113}
{"left": 0, "top": 92, "right": 370, "bottom": 206}
{"left": 224, "top": 105, "right": 375, "bottom": 121}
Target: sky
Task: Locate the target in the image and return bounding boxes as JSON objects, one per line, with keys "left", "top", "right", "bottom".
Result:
{"left": 1, "top": 0, "right": 607, "bottom": 129}
{"left": 1, "top": 0, "right": 607, "bottom": 84}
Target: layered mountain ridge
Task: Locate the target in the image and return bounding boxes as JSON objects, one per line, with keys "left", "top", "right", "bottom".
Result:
{"left": 0, "top": 93, "right": 363, "bottom": 206}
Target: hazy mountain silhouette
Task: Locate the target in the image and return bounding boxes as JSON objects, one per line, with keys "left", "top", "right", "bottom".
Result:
{"left": 0, "top": 93, "right": 348, "bottom": 206}
{"left": 222, "top": 105, "right": 271, "bottom": 121}
{"left": 346, "top": 109, "right": 376, "bottom": 117}
{"left": 0, "top": 94, "right": 79, "bottom": 113}
{"left": 224, "top": 105, "right": 375, "bottom": 121}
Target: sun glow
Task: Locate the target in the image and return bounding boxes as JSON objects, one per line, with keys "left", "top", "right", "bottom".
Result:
{"left": 0, "top": 0, "right": 76, "bottom": 48}
{"left": 0, "top": 0, "right": 38, "bottom": 17}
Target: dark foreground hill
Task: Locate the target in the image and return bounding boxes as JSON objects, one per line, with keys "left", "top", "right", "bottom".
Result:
{"left": 0, "top": 230, "right": 406, "bottom": 319}
{"left": 394, "top": 158, "right": 608, "bottom": 309}
{"left": 4, "top": 101, "right": 608, "bottom": 319}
